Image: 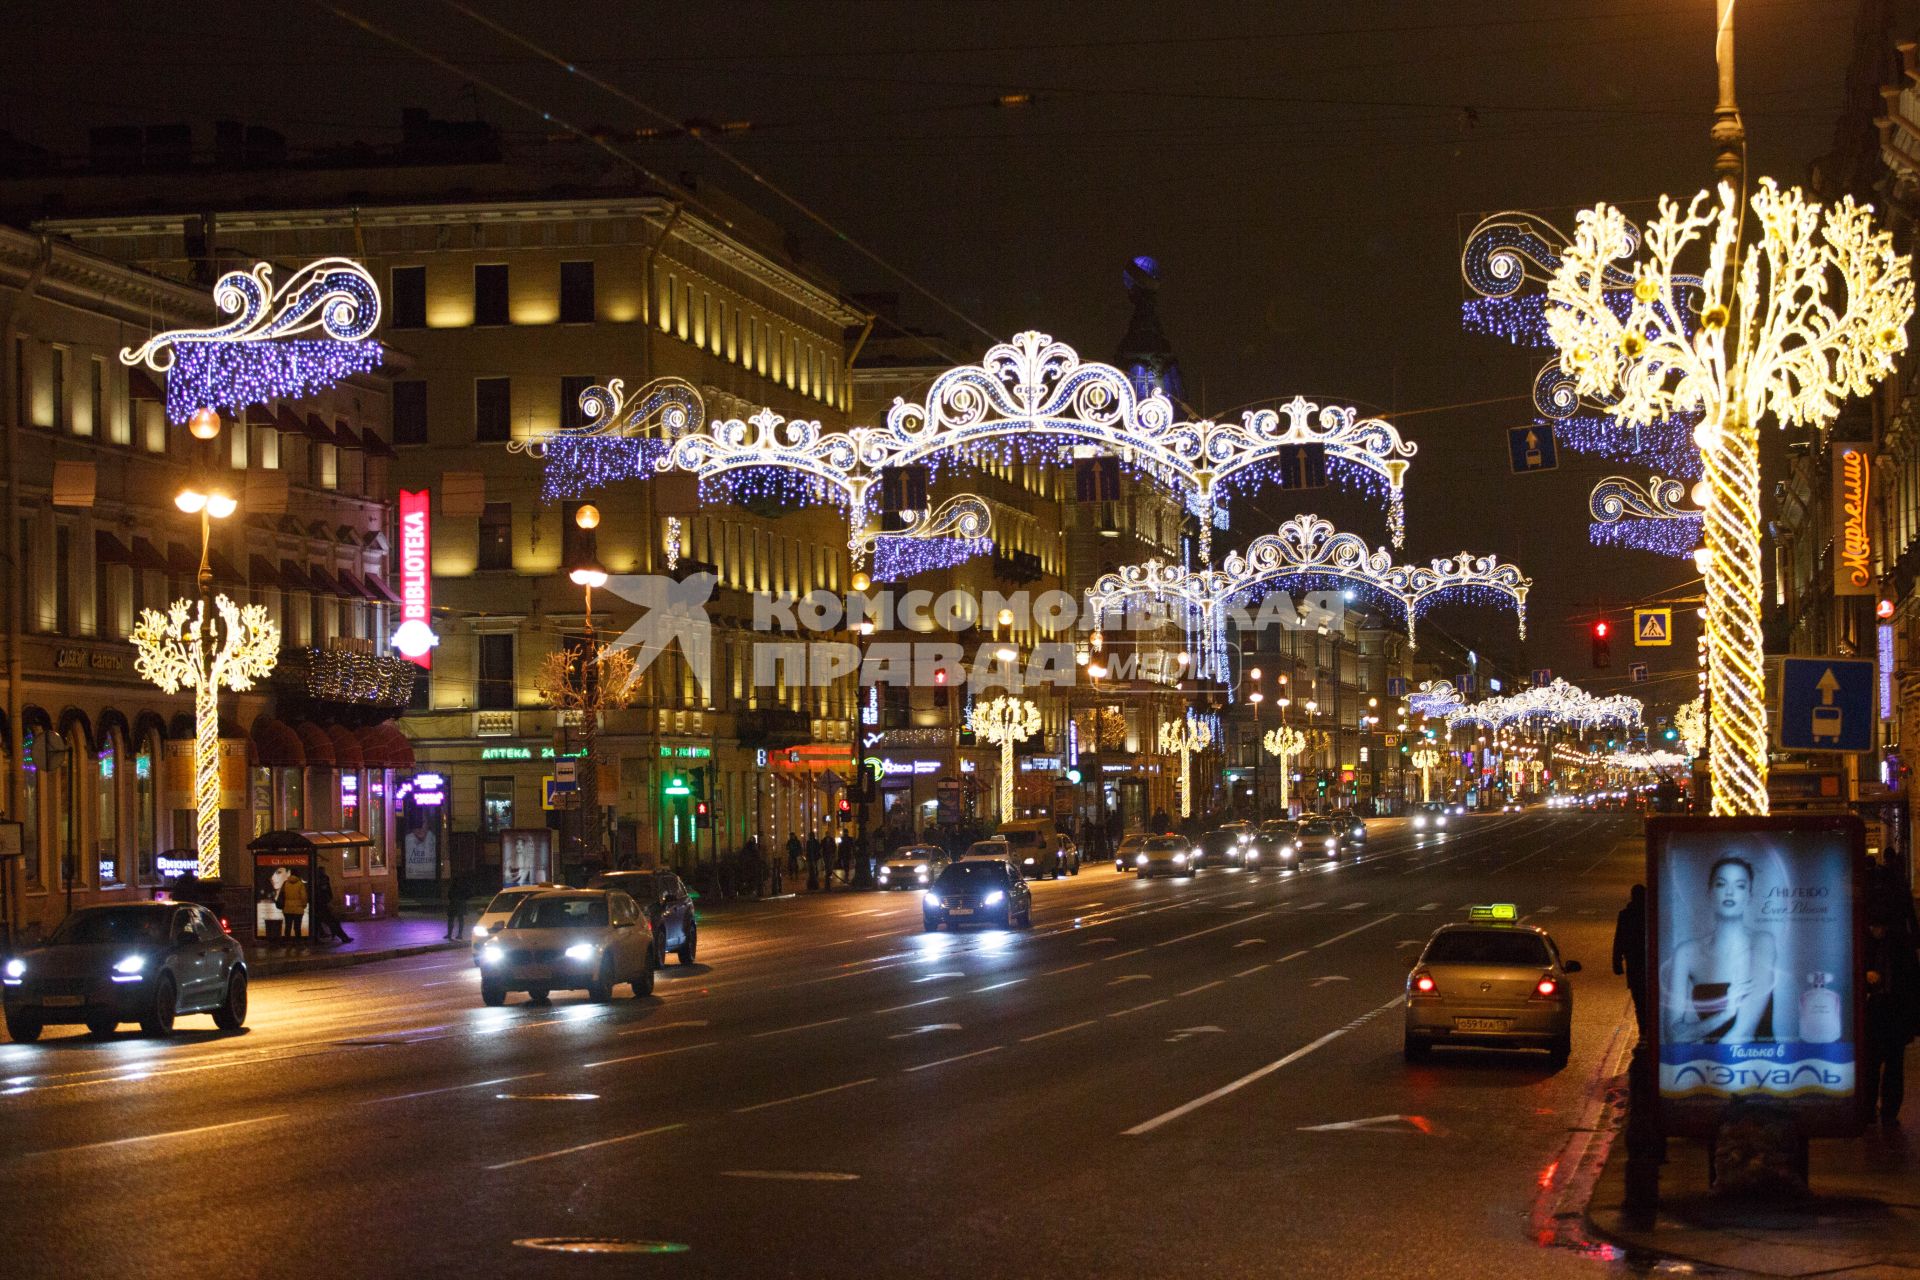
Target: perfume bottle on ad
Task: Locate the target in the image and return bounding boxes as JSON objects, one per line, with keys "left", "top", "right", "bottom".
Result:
{"left": 1800, "top": 971, "right": 1842, "bottom": 1043}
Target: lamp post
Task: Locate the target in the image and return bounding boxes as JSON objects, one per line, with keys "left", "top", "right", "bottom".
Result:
{"left": 1247, "top": 666, "right": 1263, "bottom": 820}
{"left": 568, "top": 503, "right": 609, "bottom": 866}
{"left": 1411, "top": 745, "right": 1442, "bottom": 803}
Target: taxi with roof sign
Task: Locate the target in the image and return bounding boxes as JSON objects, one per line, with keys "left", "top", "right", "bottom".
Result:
{"left": 1403, "top": 903, "right": 1581, "bottom": 1069}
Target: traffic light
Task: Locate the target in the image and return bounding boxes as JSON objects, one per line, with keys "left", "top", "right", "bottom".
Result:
{"left": 689, "top": 766, "right": 708, "bottom": 802}
{"left": 837, "top": 797, "right": 852, "bottom": 821}
{"left": 694, "top": 799, "right": 712, "bottom": 829}
{"left": 1591, "top": 620, "right": 1612, "bottom": 669}
{"left": 933, "top": 666, "right": 948, "bottom": 708}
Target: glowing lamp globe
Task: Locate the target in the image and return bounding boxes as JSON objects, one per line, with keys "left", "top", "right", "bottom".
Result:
{"left": 574, "top": 503, "right": 601, "bottom": 531}
{"left": 188, "top": 407, "right": 222, "bottom": 440}
{"left": 391, "top": 619, "right": 440, "bottom": 660}
{"left": 851, "top": 571, "right": 872, "bottom": 593}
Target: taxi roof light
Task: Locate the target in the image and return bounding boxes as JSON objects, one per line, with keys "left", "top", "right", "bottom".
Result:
{"left": 1467, "top": 903, "right": 1518, "bottom": 922}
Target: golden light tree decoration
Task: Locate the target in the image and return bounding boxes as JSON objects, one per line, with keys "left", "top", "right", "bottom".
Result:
{"left": 1675, "top": 695, "right": 1707, "bottom": 760}
{"left": 131, "top": 595, "right": 280, "bottom": 878}
{"left": 1547, "top": 180, "right": 1912, "bottom": 814}
{"left": 1158, "top": 712, "right": 1214, "bottom": 819}
{"left": 1262, "top": 725, "right": 1307, "bottom": 814}
{"left": 1410, "top": 744, "right": 1443, "bottom": 803}
{"left": 970, "top": 695, "right": 1041, "bottom": 821}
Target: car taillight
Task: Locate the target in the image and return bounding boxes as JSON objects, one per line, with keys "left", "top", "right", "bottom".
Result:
{"left": 220, "top": 917, "right": 231, "bottom": 934}
{"left": 1412, "top": 971, "right": 1436, "bottom": 994}
{"left": 1535, "top": 976, "right": 1557, "bottom": 997}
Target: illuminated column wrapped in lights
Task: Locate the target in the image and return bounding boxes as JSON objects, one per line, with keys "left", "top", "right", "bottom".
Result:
{"left": 1158, "top": 712, "right": 1214, "bottom": 819}
{"left": 131, "top": 596, "right": 280, "bottom": 878}
{"left": 1410, "top": 745, "right": 1442, "bottom": 802}
{"left": 1547, "top": 181, "right": 1912, "bottom": 813}
{"left": 1262, "top": 725, "right": 1307, "bottom": 813}
{"left": 969, "top": 695, "right": 1041, "bottom": 822}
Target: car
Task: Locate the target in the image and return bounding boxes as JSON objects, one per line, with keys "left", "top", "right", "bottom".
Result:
{"left": 958, "top": 838, "right": 1010, "bottom": 861}
{"left": 470, "top": 883, "right": 567, "bottom": 961}
{"left": 1333, "top": 811, "right": 1367, "bottom": 844}
{"left": 2, "top": 902, "right": 247, "bottom": 1042}
{"left": 1403, "top": 908, "right": 1581, "bottom": 1067}
{"left": 922, "top": 858, "right": 1032, "bottom": 930}
{"left": 1114, "top": 832, "right": 1151, "bottom": 873}
{"left": 1410, "top": 803, "right": 1450, "bottom": 832}
{"left": 1195, "top": 822, "right": 1255, "bottom": 869}
{"left": 586, "top": 870, "right": 699, "bottom": 965}
{"left": 997, "top": 818, "right": 1078, "bottom": 878}
{"left": 876, "top": 844, "right": 949, "bottom": 890}
{"left": 1252, "top": 819, "right": 1301, "bottom": 868}
{"left": 477, "top": 889, "right": 655, "bottom": 1005}
{"left": 1133, "top": 834, "right": 1194, "bottom": 878}
{"left": 1502, "top": 800, "right": 1523, "bottom": 813}
{"left": 1297, "top": 816, "right": 1343, "bottom": 859}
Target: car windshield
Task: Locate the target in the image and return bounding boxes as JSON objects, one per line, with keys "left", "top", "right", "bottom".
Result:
{"left": 49, "top": 907, "right": 172, "bottom": 946}
{"left": 1145, "top": 836, "right": 1186, "bottom": 851}
{"left": 1425, "top": 930, "right": 1552, "bottom": 967}
{"left": 483, "top": 888, "right": 544, "bottom": 915}
{"left": 1301, "top": 820, "right": 1334, "bottom": 834}
{"left": 935, "top": 862, "right": 1007, "bottom": 889}
{"left": 963, "top": 842, "right": 1004, "bottom": 858}
{"left": 1261, "top": 821, "right": 1296, "bottom": 833}
{"left": 889, "top": 848, "right": 936, "bottom": 862}
{"left": 508, "top": 896, "right": 610, "bottom": 930}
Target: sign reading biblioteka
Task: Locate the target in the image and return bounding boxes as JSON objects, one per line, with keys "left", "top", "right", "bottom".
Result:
{"left": 1646, "top": 815, "right": 1865, "bottom": 1139}
{"left": 391, "top": 489, "right": 437, "bottom": 667}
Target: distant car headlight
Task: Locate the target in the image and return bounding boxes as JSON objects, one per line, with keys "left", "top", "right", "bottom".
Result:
{"left": 915, "top": 872, "right": 929, "bottom": 883}
{"left": 112, "top": 955, "right": 147, "bottom": 975}
{"left": 983, "top": 890, "right": 1005, "bottom": 906}
{"left": 1023, "top": 857, "right": 1036, "bottom": 866}
{"left": 3, "top": 958, "right": 24, "bottom": 980}
{"left": 480, "top": 944, "right": 505, "bottom": 965}
{"left": 1413, "top": 816, "right": 1426, "bottom": 829}
{"left": 1246, "top": 849, "right": 1260, "bottom": 860}
{"left": 564, "top": 943, "right": 599, "bottom": 962}
{"left": 924, "top": 892, "right": 942, "bottom": 908}
{"left": 914, "top": 864, "right": 928, "bottom": 874}
{"left": 1136, "top": 853, "right": 1148, "bottom": 866}
{"left": 1437, "top": 816, "right": 1448, "bottom": 827}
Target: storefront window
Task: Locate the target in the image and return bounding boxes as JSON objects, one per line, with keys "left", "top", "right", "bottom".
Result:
{"left": 282, "top": 768, "right": 305, "bottom": 830}
{"left": 135, "top": 739, "right": 156, "bottom": 884}
{"left": 369, "top": 774, "right": 389, "bottom": 871}
{"left": 341, "top": 773, "right": 363, "bottom": 870}
{"left": 97, "top": 735, "right": 120, "bottom": 886}
{"left": 48, "top": 726, "right": 77, "bottom": 889}
{"left": 481, "top": 776, "right": 514, "bottom": 836}
{"left": 250, "top": 766, "right": 272, "bottom": 839}
{"left": 21, "top": 726, "right": 40, "bottom": 889}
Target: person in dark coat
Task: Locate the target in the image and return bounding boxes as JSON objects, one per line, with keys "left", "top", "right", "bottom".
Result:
{"left": 1864, "top": 913, "right": 1919, "bottom": 1129}
{"left": 311, "top": 865, "right": 353, "bottom": 944}
{"left": 786, "top": 833, "right": 803, "bottom": 877}
{"left": 1613, "top": 884, "right": 1650, "bottom": 1036}
{"left": 445, "top": 868, "right": 469, "bottom": 940}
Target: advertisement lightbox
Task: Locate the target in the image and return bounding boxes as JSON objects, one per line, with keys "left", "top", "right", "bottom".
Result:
{"left": 1646, "top": 814, "right": 1866, "bottom": 1138}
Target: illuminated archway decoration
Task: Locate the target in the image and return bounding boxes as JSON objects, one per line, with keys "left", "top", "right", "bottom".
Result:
{"left": 131, "top": 596, "right": 280, "bottom": 878}
{"left": 1547, "top": 180, "right": 1911, "bottom": 814}
{"left": 1158, "top": 712, "right": 1213, "bottom": 819}
{"left": 857, "top": 495, "right": 995, "bottom": 581}
{"left": 1408, "top": 679, "right": 1464, "bottom": 719}
{"left": 510, "top": 377, "right": 706, "bottom": 501}
{"left": 1588, "top": 474, "right": 1704, "bottom": 558}
{"left": 970, "top": 695, "right": 1041, "bottom": 821}
{"left": 121, "top": 258, "right": 384, "bottom": 425}
{"left": 1447, "top": 678, "right": 1642, "bottom": 734}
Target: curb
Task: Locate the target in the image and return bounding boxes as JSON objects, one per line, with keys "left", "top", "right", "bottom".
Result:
{"left": 246, "top": 939, "right": 464, "bottom": 976}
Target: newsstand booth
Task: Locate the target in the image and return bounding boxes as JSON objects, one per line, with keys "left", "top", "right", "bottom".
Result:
{"left": 247, "top": 830, "right": 372, "bottom": 942}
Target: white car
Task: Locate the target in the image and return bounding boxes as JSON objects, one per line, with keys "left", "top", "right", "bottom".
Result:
{"left": 877, "top": 844, "right": 949, "bottom": 890}
{"left": 1114, "top": 832, "right": 1150, "bottom": 872}
{"left": 959, "top": 838, "right": 1010, "bottom": 861}
{"left": 471, "top": 883, "right": 566, "bottom": 963}
{"left": 1411, "top": 804, "right": 1450, "bottom": 832}
{"left": 478, "top": 890, "right": 655, "bottom": 1005}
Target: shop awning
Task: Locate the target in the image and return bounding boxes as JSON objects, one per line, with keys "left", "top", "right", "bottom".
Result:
{"left": 275, "top": 404, "right": 306, "bottom": 435}
{"left": 248, "top": 555, "right": 283, "bottom": 589}
{"left": 304, "top": 413, "right": 339, "bottom": 446}
{"left": 166, "top": 542, "right": 199, "bottom": 577}
{"left": 130, "top": 537, "right": 171, "bottom": 574}
{"left": 306, "top": 565, "right": 345, "bottom": 597}
{"left": 279, "top": 560, "right": 315, "bottom": 594}
{"left": 95, "top": 530, "right": 135, "bottom": 566}
{"left": 206, "top": 549, "right": 246, "bottom": 588}
{"left": 360, "top": 431, "right": 398, "bottom": 460}
{"left": 246, "top": 404, "right": 277, "bottom": 429}
{"left": 250, "top": 718, "right": 305, "bottom": 768}
{"left": 356, "top": 722, "right": 415, "bottom": 769}
{"left": 325, "top": 723, "right": 364, "bottom": 770}
{"left": 363, "top": 573, "right": 401, "bottom": 604}
{"left": 295, "top": 721, "right": 336, "bottom": 767}
{"left": 332, "top": 420, "right": 363, "bottom": 450}
{"left": 335, "top": 568, "right": 374, "bottom": 601}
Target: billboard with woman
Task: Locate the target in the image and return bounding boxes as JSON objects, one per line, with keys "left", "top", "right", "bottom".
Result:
{"left": 1647, "top": 815, "right": 1864, "bottom": 1136}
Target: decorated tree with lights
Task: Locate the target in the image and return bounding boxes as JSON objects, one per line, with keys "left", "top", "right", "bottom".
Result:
{"left": 131, "top": 596, "right": 280, "bottom": 879}
{"left": 1675, "top": 695, "right": 1707, "bottom": 759}
{"left": 1547, "top": 181, "right": 1911, "bottom": 813}
{"left": 1410, "top": 745, "right": 1444, "bottom": 803}
{"left": 1158, "top": 712, "right": 1214, "bottom": 820}
{"left": 1262, "top": 725, "right": 1307, "bottom": 814}
{"left": 970, "top": 696, "right": 1041, "bottom": 821}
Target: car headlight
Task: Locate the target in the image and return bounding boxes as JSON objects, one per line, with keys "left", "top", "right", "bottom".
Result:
{"left": 1024, "top": 857, "right": 1036, "bottom": 865}
{"left": 1135, "top": 853, "right": 1148, "bottom": 865}
{"left": 472, "top": 924, "right": 490, "bottom": 938}
{"left": 914, "top": 864, "right": 928, "bottom": 874}
{"left": 1173, "top": 852, "right": 1187, "bottom": 864}
{"left": 480, "top": 944, "right": 505, "bottom": 964}
{"left": 112, "top": 955, "right": 147, "bottom": 975}
{"left": 1437, "top": 816, "right": 1447, "bottom": 827}
{"left": 983, "top": 890, "right": 1005, "bottom": 906}
{"left": 915, "top": 873, "right": 928, "bottom": 883}
{"left": 1246, "top": 849, "right": 1259, "bottom": 860}
{"left": 564, "top": 943, "right": 599, "bottom": 962}
{"left": 924, "top": 891, "right": 942, "bottom": 908}
{"left": 1325, "top": 837, "right": 1337, "bottom": 849}
{"left": 1413, "top": 816, "right": 1425, "bottom": 828}
{"left": 3, "top": 958, "right": 24, "bottom": 980}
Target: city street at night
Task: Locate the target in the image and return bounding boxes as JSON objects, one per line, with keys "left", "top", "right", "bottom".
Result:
{"left": 0, "top": 812, "right": 1646, "bottom": 1278}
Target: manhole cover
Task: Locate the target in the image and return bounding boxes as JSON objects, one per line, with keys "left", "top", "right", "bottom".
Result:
{"left": 513, "top": 1238, "right": 689, "bottom": 1256}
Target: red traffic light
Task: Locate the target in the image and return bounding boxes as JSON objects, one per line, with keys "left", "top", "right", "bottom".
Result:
{"left": 1594, "top": 621, "right": 1609, "bottom": 638}
{"left": 695, "top": 801, "right": 710, "bottom": 817}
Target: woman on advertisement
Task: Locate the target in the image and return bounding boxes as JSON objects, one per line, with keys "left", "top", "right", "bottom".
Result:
{"left": 1663, "top": 855, "right": 1777, "bottom": 1044}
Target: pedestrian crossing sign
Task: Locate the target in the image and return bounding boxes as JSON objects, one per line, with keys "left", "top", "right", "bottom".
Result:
{"left": 1633, "top": 608, "right": 1672, "bottom": 646}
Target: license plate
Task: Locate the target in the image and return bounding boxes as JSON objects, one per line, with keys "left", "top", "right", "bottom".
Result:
{"left": 1454, "top": 1017, "right": 1510, "bottom": 1032}
{"left": 43, "top": 995, "right": 83, "bottom": 1007}
{"left": 949, "top": 907, "right": 973, "bottom": 916}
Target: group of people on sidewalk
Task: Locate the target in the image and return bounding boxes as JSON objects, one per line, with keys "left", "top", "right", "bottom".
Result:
{"left": 265, "top": 864, "right": 352, "bottom": 946}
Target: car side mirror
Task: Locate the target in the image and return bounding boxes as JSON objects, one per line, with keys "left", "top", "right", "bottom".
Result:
{"left": 1562, "top": 960, "right": 1582, "bottom": 973}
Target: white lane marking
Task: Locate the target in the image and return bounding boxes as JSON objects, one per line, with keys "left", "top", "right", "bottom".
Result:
{"left": 1536, "top": 906, "right": 1559, "bottom": 914}
{"left": 21, "top": 1113, "right": 288, "bottom": 1157}
{"left": 1151, "top": 910, "right": 1274, "bottom": 948}
{"left": 733, "top": 1077, "right": 877, "bottom": 1114}
{"left": 1224, "top": 900, "right": 1254, "bottom": 909}
{"left": 1297, "top": 901, "right": 1324, "bottom": 910}
{"left": 723, "top": 1170, "right": 860, "bottom": 1182}
{"left": 1109, "top": 999, "right": 1169, "bottom": 1018}
{"left": 1108, "top": 946, "right": 1150, "bottom": 960}
{"left": 1341, "top": 902, "right": 1368, "bottom": 911}
{"left": 1042, "top": 961, "right": 1094, "bottom": 977}
{"left": 1020, "top": 1019, "right": 1097, "bottom": 1043}
{"left": 1176, "top": 980, "right": 1225, "bottom": 998}
{"left": 1313, "top": 916, "right": 1396, "bottom": 949}
{"left": 903, "top": 1045, "right": 1003, "bottom": 1073}
{"left": 582, "top": 1041, "right": 718, "bottom": 1070}
{"left": 486, "top": 1122, "right": 685, "bottom": 1170}
{"left": 363, "top": 1074, "right": 543, "bottom": 1105}
{"left": 1233, "top": 964, "right": 1271, "bottom": 978}
{"left": 1417, "top": 902, "right": 1442, "bottom": 912}
{"left": 1123, "top": 996, "right": 1405, "bottom": 1136}
{"left": 973, "top": 978, "right": 1026, "bottom": 993}
{"left": 1232, "top": 939, "right": 1265, "bottom": 949}
{"left": 1108, "top": 974, "right": 1152, "bottom": 985}
{"left": 1081, "top": 937, "right": 1119, "bottom": 947}
{"left": 1167, "top": 1026, "right": 1225, "bottom": 1042}
{"left": 617, "top": 1019, "right": 713, "bottom": 1037}
{"left": 874, "top": 996, "right": 948, "bottom": 1015}
{"left": 1310, "top": 976, "right": 1350, "bottom": 987}
{"left": 913, "top": 971, "right": 964, "bottom": 983}
{"left": 887, "top": 1024, "right": 962, "bottom": 1040}
{"left": 751, "top": 1017, "right": 849, "bottom": 1040}
{"left": 1299, "top": 1114, "right": 1434, "bottom": 1134}
{"left": 1278, "top": 950, "right": 1310, "bottom": 963}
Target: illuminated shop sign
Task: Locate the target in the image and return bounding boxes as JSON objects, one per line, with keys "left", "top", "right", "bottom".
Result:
{"left": 391, "top": 489, "right": 439, "bottom": 666}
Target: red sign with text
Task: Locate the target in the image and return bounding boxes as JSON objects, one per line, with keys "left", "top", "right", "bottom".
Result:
{"left": 392, "top": 489, "right": 437, "bottom": 668}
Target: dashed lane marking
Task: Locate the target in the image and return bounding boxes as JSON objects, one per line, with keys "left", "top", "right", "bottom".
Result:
{"left": 874, "top": 996, "right": 949, "bottom": 1015}
{"left": 1108, "top": 974, "right": 1152, "bottom": 985}
{"left": 973, "top": 979, "right": 1026, "bottom": 993}
{"left": 1109, "top": 999, "right": 1169, "bottom": 1018}
{"left": 1278, "top": 950, "right": 1309, "bottom": 963}
{"left": 487, "top": 1122, "right": 685, "bottom": 1170}
{"left": 1175, "top": 980, "right": 1225, "bottom": 998}
{"left": 20, "top": 1112, "right": 289, "bottom": 1158}
{"left": 363, "top": 1073, "right": 544, "bottom": 1105}
{"left": 1020, "top": 1020, "right": 1097, "bottom": 1043}
{"left": 1341, "top": 902, "right": 1368, "bottom": 910}
{"left": 1232, "top": 938, "right": 1265, "bottom": 948}
{"left": 1313, "top": 916, "right": 1397, "bottom": 948}
{"left": 750, "top": 1017, "right": 848, "bottom": 1040}
{"left": 903, "top": 1045, "right": 1004, "bottom": 1073}
{"left": 733, "top": 1078, "right": 876, "bottom": 1115}
{"left": 1233, "top": 964, "right": 1271, "bottom": 978}
{"left": 722, "top": 1170, "right": 860, "bottom": 1182}
{"left": 582, "top": 1042, "right": 718, "bottom": 1070}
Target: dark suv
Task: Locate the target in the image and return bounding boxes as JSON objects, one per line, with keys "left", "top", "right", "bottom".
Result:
{"left": 3, "top": 902, "right": 247, "bottom": 1041}
{"left": 587, "top": 870, "right": 699, "bottom": 965}
{"left": 923, "top": 858, "right": 1032, "bottom": 930}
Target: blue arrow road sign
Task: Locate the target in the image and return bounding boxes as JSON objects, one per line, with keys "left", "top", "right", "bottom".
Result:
{"left": 1778, "top": 656, "right": 1875, "bottom": 753}
{"left": 1386, "top": 677, "right": 1407, "bottom": 696}
{"left": 1532, "top": 668, "right": 1552, "bottom": 687}
{"left": 1508, "top": 424, "right": 1558, "bottom": 473}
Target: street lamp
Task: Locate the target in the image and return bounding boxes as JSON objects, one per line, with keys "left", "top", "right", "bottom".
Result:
{"left": 568, "top": 503, "right": 610, "bottom": 866}
{"left": 1248, "top": 685, "right": 1265, "bottom": 821}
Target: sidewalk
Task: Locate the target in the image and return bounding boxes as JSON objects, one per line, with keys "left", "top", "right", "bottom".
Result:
{"left": 246, "top": 913, "right": 463, "bottom": 976}
{"left": 1585, "top": 1047, "right": 1920, "bottom": 1277}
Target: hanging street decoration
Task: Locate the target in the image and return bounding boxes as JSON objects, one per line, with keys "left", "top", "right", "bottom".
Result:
{"left": 1447, "top": 677, "right": 1643, "bottom": 734}
{"left": 969, "top": 695, "right": 1041, "bottom": 821}
{"left": 1159, "top": 712, "right": 1214, "bottom": 820}
{"left": 1546, "top": 180, "right": 1912, "bottom": 815}
{"left": 507, "top": 376, "right": 706, "bottom": 498}
{"left": 1408, "top": 679, "right": 1465, "bottom": 720}
{"left": 121, "top": 258, "right": 384, "bottom": 425}
{"left": 1587, "top": 474, "right": 1705, "bottom": 558}
{"left": 857, "top": 495, "right": 995, "bottom": 582}
{"left": 130, "top": 596, "right": 281, "bottom": 879}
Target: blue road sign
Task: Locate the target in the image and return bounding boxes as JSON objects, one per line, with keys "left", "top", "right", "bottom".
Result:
{"left": 1386, "top": 677, "right": 1407, "bottom": 696}
{"left": 1532, "top": 668, "right": 1552, "bottom": 687}
{"left": 1778, "top": 656, "right": 1875, "bottom": 753}
{"left": 1629, "top": 662, "right": 1649, "bottom": 683}
{"left": 1508, "top": 424, "right": 1558, "bottom": 473}
{"left": 1459, "top": 673, "right": 1476, "bottom": 695}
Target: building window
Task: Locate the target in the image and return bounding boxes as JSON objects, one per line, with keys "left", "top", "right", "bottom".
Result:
{"left": 560, "top": 375, "right": 596, "bottom": 430}
{"left": 21, "top": 725, "right": 40, "bottom": 889}
{"left": 481, "top": 776, "right": 515, "bottom": 837}
{"left": 50, "top": 346, "right": 66, "bottom": 431}
{"left": 474, "top": 264, "right": 510, "bottom": 327}
{"left": 562, "top": 499, "right": 598, "bottom": 570}
{"left": 559, "top": 260, "right": 595, "bottom": 324}
{"left": 391, "top": 266, "right": 427, "bottom": 329}
{"left": 97, "top": 734, "right": 121, "bottom": 886}
{"left": 393, "top": 380, "right": 427, "bottom": 444}
{"left": 475, "top": 377, "right": 511, "bottom": 443}
{"left": 50, "top": 725, "right": 78, "bottom": 890}
{"left": 477, "top": 632, "right": 515, "bottom": 709}
{"left": 478, "top": 501, "right": 514, "bottom": 571}
{"left": 135, "top": 738, "right": 157, "bottom": 884}
{"left": 316, "top": 442, "right": 338, "bottom": 489}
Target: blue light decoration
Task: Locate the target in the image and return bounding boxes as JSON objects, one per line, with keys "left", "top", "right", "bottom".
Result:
{"left": 120, "top": 258, "right": 384, "bottom": 424}
{"left": 517, "top": 377, "right": 705, "bottom": 497}
{"left": 1589, "top": 517, "right": 1704, "bottom": 558}
{"left": 864, "top": 495, "right": 995, "bottom": 582}
{"left": 1587, "top": 474, "right": 1703, "bottom": 559}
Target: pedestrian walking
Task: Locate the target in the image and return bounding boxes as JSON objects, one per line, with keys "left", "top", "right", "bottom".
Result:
{"left": 1613, "top": 883, "right": 1650, "bottom": 1036}
{"left": 279, "top": 871, "right": 309, "bottom": 943}
{"left": 445, "top": 868, "right": 469, "bottom": 940}
{"left": 786, "top": 832, "right": 803, "bottom": 878}
{"left": 311, "top": 864, "right": 353, "bottom": 944}
{"left": 1864, "top": 910, "right": 1919, "bottom": 1130}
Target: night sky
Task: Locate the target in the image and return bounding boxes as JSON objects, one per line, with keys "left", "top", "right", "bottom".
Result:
{"left": 2, "top": 1, "right": 1865, "bottom": 708}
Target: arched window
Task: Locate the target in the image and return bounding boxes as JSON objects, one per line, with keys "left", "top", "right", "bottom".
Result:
{"left": 20, "top": 723, "right": 41, "bottom": 889}
{"left": 97, "top": 731, "right": 122, "bottom": 887}
{"left": 47, "top": 725, "right": 76, "bottom": 889}
{"left": 135, "top": 732, "right": 159, "bottom": 884}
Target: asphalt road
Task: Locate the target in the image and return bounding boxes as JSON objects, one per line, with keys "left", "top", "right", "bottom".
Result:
{"left": 0, "top": 810, "right": 1658, "bottom": 1280}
